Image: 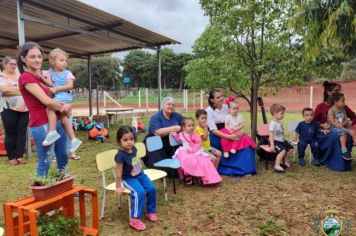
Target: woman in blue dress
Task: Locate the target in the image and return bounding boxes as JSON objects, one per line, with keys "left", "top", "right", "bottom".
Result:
{"left": 206, "top": 89, "right": 256, "bottom": 176}
{"left": 313, "top": 81, "right": 354, "bottom": 171}
{"left": 144, "top": 97, "right": 183, "bottom": 168}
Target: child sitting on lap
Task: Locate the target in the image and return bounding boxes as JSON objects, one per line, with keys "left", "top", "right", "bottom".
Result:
{"left": 327, "top": 92, "right": 356, "bottom": 160}
{"left": 220, "top": 100, "right": 256, "bottom": 158}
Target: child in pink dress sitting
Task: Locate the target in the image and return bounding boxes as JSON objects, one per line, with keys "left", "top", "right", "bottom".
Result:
{"left": 171, "top": 117, "right": 222, "bottom": 185}
{"left": 220, "top": 100, "right": 256, "bottom": 158}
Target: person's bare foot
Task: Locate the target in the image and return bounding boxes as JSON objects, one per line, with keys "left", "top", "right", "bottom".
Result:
{"left": 9, "top": 159, "right": 18, "bottom": 165}
{"left": 17, "top": 158, "right": 26, "bottom": 164}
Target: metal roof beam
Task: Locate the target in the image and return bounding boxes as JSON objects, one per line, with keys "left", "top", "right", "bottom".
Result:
{"left": 0, "top": 22, "right": 123, "bottom": 50}
{"left": 23, "top": 14, "right": 118, "bottom": 43}
{"left": 25, "top": 0, "right": 157, "bottom": 46}
{"left": 23, "top": 14, "right": 156, "bottom": 50}
{"left": 0, "top": 33, "right": 85, "bottom": 57}
{"left": 30, "top": 22, "right": 123, "bottom": 42}
{"left": 83, "top": 46, "right": 141, "bottom": 56}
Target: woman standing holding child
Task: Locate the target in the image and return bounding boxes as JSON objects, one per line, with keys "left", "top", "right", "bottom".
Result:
{"left": 18, "top": 42, "right": 70, "bottom": 175}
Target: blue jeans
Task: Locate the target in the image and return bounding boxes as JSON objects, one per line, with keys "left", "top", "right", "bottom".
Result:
{"left": 297, "top": 139, "right": 319, "bottom": 160}
{"left": 30, "top": 121, "right": 68, "bottom": 176}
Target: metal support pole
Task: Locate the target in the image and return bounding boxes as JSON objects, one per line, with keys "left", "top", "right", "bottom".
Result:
{"left": 157, "top": 46, "right": 162, "bottom": 110}
{"left": 138, "top": 90, "right": 141, "bottom": 108}
{"left": 309, "top": 86, "right": 313, "bottom": 108}
{"left": 96, "top": 84, "right": 99, "bottom": 116}
{"left": 200, "top": 90, "right": 204, "bottom": 109}
{"left": 88, "top": 56, "right": 92, "bottom": 116}
{"left": 17, "top": 0, "right": 25, "bottom": 46}
{"left": 145, "top": 88, "right": 148, "bottom": 112}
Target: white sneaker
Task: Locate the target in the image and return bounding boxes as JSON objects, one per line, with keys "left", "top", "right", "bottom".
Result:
{"left": 42, "top": 132, "right": 61, "bottom": 146}
{"left": 230, "top": 149, "right": 236, "bottom": 154}
{"left": 223, "top": 152, "right": 229, "bottom": 158}
{"left": 70, "top": 138, "right": 82, "bottom": 153}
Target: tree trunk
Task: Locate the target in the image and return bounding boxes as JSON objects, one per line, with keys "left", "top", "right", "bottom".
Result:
{"left": 250, "top": 74, "right": 260, "bottom": 141}
{"left": 179, "top": 73, "right": 184, "bottom": 92}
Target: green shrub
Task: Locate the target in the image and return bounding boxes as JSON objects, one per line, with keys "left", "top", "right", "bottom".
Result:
{"left": 37, "top": 213, "right": 82, "bottom": 236}
{"left": 32, "top": 166, "right": 70, "bottom": 186}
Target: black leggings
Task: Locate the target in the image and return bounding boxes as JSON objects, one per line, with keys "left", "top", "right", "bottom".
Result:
{"left": 1, "top": 109, "right": 29, "bottom": 160}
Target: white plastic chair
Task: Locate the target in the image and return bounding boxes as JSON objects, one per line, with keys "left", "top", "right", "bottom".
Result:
{"left": 286, "top": 121, "right": 299, "bottom": 161}
{"left": 286, "top": 121, "right": 312, "bottom": 163}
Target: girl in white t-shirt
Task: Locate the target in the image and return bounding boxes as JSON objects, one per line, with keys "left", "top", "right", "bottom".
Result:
{"left": 268, "top": 104, "right": 294, "bottom": 173}
{"left": 220, "top": 101, "right": 256, "bottom": 158}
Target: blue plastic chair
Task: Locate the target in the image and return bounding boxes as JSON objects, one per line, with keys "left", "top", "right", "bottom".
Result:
{"left": 147, "top": 136, "right": 181, "bottom": 194}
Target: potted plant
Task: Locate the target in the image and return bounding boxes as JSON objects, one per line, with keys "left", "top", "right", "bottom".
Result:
{"left": 30, "top": 166, "right": 74, "bottom": 201}
{"left": 37, "top": 212, "right": 82, "bottom": 236}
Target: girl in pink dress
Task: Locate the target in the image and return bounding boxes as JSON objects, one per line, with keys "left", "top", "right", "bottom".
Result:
{"left": 220, "top": 100, "right": 256, "bottom": 158}
{"left": 172, "top": 117, "right": 222, "bottom": 185}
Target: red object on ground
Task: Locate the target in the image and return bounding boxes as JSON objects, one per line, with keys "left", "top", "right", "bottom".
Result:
{"left": 137, "top": 121, "right": 145, "bottom": 132}
{"left": 0, "top": 133, "right": 7, "bottom": 156}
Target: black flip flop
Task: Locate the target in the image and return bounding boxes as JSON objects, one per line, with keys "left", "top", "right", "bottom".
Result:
{"left": 273, "top": 168, "right": 285, "bottom": 173}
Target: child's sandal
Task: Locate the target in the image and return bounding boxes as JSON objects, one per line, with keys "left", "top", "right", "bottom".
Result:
{"left": 129, "top": 219, "right": 146, "bottom": 231}
{"left": 184, "top": 176, "right": 193, "bottom": 186}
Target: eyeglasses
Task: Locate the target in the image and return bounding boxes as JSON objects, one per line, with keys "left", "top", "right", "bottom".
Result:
{"left": 8, "top": 63, "right": 17, "bottom": 66}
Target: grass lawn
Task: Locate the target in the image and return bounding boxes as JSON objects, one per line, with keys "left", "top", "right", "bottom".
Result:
{"left": 0, "top": 112, "right": 355, "bottom": 235}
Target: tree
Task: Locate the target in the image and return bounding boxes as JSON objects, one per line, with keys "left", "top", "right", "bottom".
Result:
{"left": 122, "top": 50, "right": 157, "bottom": 88}
{"left": 185, "top": 0, "right": 300, "bottom": 139}
{"left": 291, "top": 0, "right": 356, "bottom": 60}
{"left": 123, "top": 49, "right": 194, "bottom": 89}
{"left": 91, "top": 56, "right": 121, "bottom": 90}
{"left": 68, "top": 56, "right": 121, "bottom": 91}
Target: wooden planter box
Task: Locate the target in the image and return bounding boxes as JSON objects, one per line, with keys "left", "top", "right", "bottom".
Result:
{"left": 30, "top": 176, "right": 74, "bottom": 201}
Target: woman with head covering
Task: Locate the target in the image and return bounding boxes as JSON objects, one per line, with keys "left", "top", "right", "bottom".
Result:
{"left": 145, "top": 97, "right": 183, "bottom": 168}
{"left": 0, "top": 56, "right": 29, "bottom": 165}
{"left": 313, "top": 81, "right": 355, "bottom": 171}
{"left": 206, "top": 89, "right": 256, "bottom": 176}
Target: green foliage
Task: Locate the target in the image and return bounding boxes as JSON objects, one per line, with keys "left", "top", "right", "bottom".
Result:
{"left": 68, "top": 55, "right": 121, "bottom": 91}
{"left": 123, "top": 49, "right": 193, "bottom": 89}
{"left": 32, "top": 166, "right": 70, "bottom": 186}
{"left": 291, "top": 0, "right": 356, "bottom": 60}
{"left": 259, "top": 218, "right": 280, "bottom": 235}
{"left": 91, "top": 56, "right": 121, "bottom": 90}
{"left": 186, "top": 0, "right": 302, "bottom": 138}
{"left": 37, "top": 213, "right": 82, "bottom": 236}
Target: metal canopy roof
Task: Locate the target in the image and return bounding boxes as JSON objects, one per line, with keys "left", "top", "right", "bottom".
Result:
{"left": 0, "top": 0, "right": 180, "bottom": 59}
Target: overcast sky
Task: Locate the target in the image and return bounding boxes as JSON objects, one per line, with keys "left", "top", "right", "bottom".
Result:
{"left": 80, "top": 0, "right": 209, "bottom": 55}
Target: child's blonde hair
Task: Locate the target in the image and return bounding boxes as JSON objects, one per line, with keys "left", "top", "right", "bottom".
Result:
{"left": 48, "top": 48, "right": 69, "bottom": 69}
{"left": 270, "top": 103, "right": 285, "bottom": 115}
{"left": 228, "top": 101, "right": 239, "bottom": 109}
